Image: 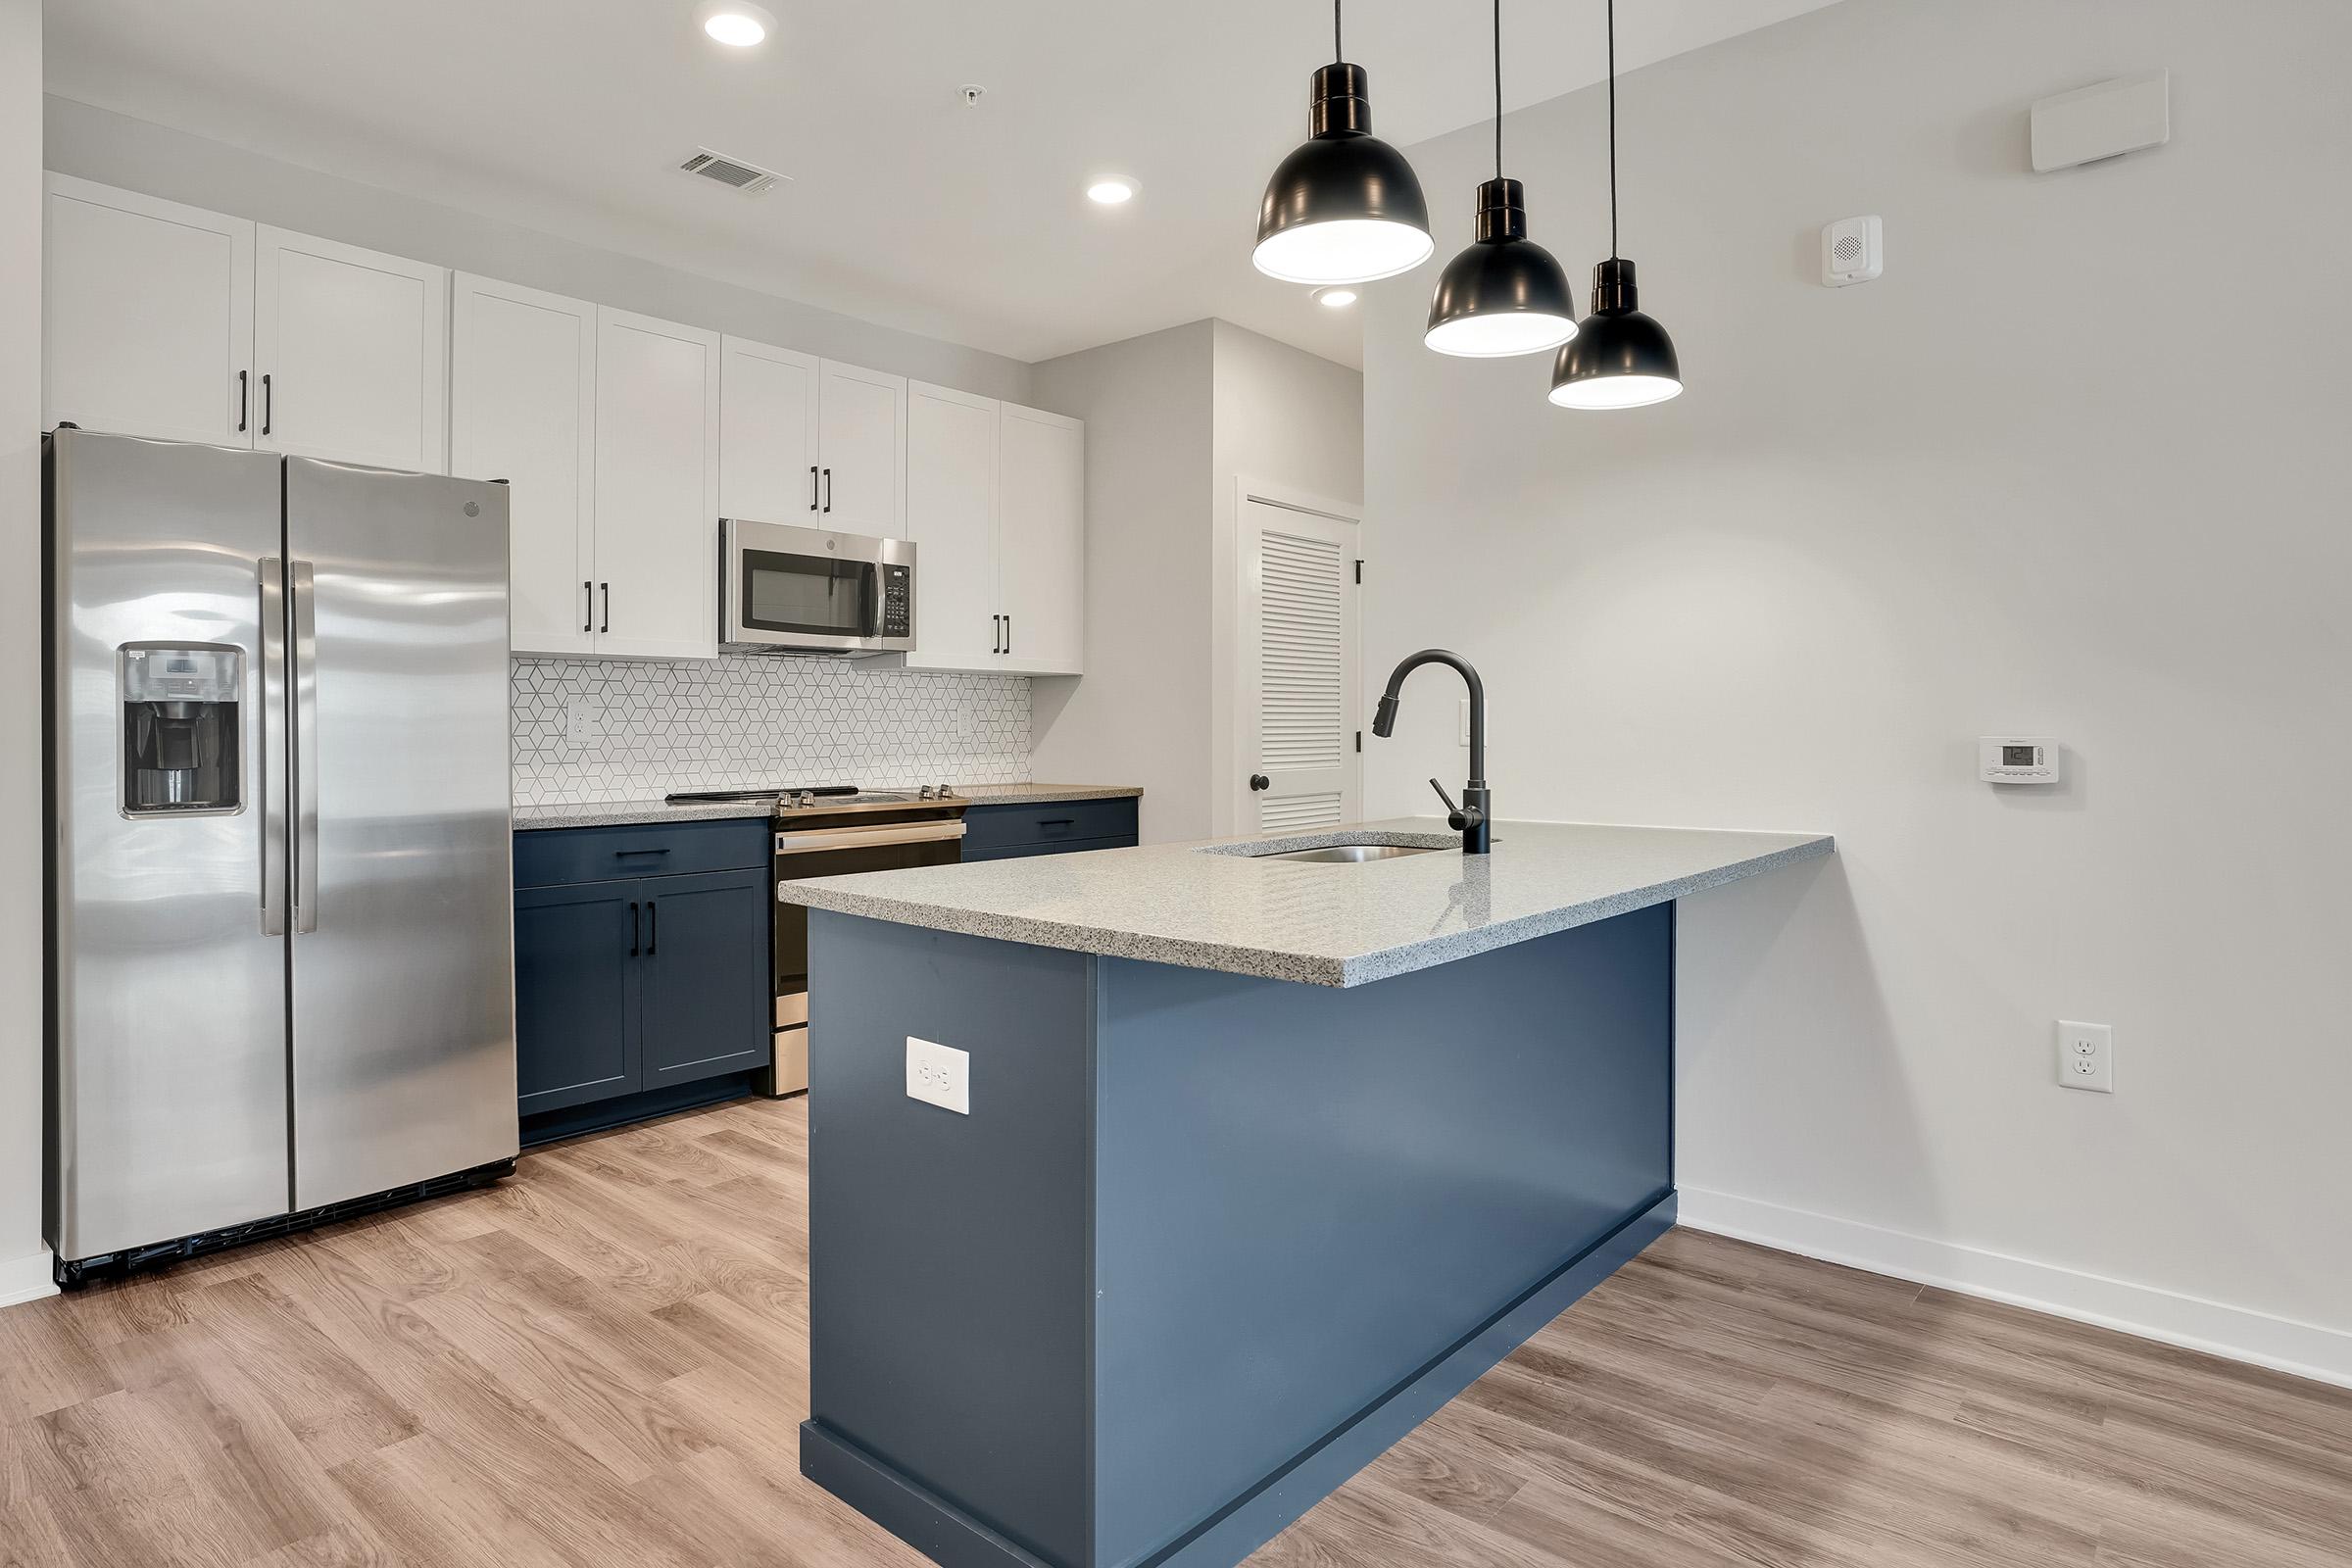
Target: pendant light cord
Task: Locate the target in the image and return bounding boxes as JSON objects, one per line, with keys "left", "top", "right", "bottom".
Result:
{"left": 1334, "top": 0, "right": 1343, "bottom": 61}
{"left": 1606, "top": 0, "right": 1619, "bottom": 259}
{"left": 1493, "top": 0, "right": 1504, "bottom": 179}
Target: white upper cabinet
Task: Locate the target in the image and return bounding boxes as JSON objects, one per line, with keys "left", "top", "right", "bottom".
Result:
{"left": 450, "top": 273, "right": 598, "bottom": 658}
{"left": 903, "top": 381, "right": 1001, "bottom": 669}
{"left": 718, "top": 337, "right": 821, "bottom": 520}
{"left": 254, "top": 227, "right": 447, "bottom": 473}
{"left": 997, "top": 403, "right": 1085, "bottom": 676}
{"left": 43, "top": 174, "right": 255, "bottom": 447}
{"left": 815, "top": 360, "right": 907, "bottom": 537}
{"left": 591, "top": 308, "right": 720, "bottom": 661}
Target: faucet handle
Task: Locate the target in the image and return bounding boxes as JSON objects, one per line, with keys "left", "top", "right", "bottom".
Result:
{"left": 1428, "top": 778, "right": 1483, "bottom": 834}
{"left": 1428, "top": 777, "right": 1458, "bottom": 814}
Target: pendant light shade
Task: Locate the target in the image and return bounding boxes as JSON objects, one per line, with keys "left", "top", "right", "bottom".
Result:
{"left": 1252, "top": 12, "right": 1433, "bottom": 286}
{"left": 1547, "top": 259, "right": 1681, "bottom": 407}
{"left": 1424, "top": 2, "right": 1577, "bottom": 357}
{"left": 1551, "top": 0, "right": 1683, "bottom": 409}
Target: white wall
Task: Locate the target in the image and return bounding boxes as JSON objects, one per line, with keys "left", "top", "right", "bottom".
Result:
{"left": 42, "top": 95, "right": 1033, "bottom": 402}
{"left": 1, "top": 0, "right": 52, "bottom": 1305}
{"left": 1030, "top": 321, "right": 1363, "bottom": 843}
{"left": 1363, "top": 0, "right": 2352, "bottom": 1382}
{"left": 1030, "top": 323, "right": 1217, "bottom": 843}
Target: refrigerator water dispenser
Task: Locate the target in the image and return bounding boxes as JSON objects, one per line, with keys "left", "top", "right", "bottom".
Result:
{"left": 120, "top": 644, "right": 241, "bottom": 813}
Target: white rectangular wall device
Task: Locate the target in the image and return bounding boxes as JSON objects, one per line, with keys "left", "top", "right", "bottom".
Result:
{"left": 906, "top": 1035, "right": 970, "bottom": 1114}
{"left": 2032, "top": 70, "right": 2170, "bottom": 173}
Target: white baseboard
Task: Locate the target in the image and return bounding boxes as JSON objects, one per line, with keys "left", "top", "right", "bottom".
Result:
{"left": 0, "top": 1247, "right": 58, "bottom": 1309}
{"left": 1676, "top": 1187, "right": 2352, "bottom": 1393}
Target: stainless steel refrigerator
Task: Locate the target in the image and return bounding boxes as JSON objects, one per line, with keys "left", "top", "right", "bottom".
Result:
{"left": 45, "top": 428, "right": 517, "bottom": 1284}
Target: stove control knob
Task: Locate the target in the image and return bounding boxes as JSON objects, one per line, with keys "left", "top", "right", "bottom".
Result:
{"left": 937, "top": 784, "right": 956, "bottom": 799}
{"left": 917, "top": 785, "right": 935, "bottom": 800}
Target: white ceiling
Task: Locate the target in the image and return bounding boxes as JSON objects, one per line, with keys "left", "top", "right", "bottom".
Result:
{"left": 43, "top": 0, "right": 1841, "bottom": 369}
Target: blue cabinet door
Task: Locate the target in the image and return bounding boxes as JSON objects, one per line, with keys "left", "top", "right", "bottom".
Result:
{"left": 514, "top": 880, "right": 642, "bottom": 1115}
{"left": 638, "top": 866, "right": 773, "bottom": 1090}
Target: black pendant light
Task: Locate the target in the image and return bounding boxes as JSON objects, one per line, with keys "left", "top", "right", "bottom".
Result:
{"left": 1424, "top": 0, "right": 1578, "bottom": 357}
{"left": 1550, "top": 0, "right": 1683, "bottom": 408}
{"left": 1252, "top": 0, "right": 1434, "bottom": 286}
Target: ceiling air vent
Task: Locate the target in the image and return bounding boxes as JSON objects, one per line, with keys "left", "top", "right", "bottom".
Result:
{"left": 678, "top": 148, "right": 787, "bottom": 196}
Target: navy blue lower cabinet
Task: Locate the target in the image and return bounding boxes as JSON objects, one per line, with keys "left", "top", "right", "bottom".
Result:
{"left": 800, "top": 903, "right": 1676, "bottom": 1568}
{"left": 639, "top": 866, "right": 774, "bottom": 1089}
{"left": 513, "top": 821, "right": 771, "bottom": 1143}
{"left": 960, "top": 798, "right": 1137, "bottom": 860}
{"left": 514, "top": 881, "right": 643, "bottom": 1116}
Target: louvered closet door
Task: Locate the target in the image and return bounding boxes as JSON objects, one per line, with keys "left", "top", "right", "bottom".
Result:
{"left": 1239, "top": 496, "right": 1360, "bottom": 834}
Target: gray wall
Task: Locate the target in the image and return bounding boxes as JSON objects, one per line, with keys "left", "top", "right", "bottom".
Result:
{"left": 43, "top": 95, "right": 1035, "bottom": 402}
{"left": 1029, "top": 323, "right": 1217, "bottom": 844}
{"left": 1, "top": 0, "right": 46, "bottom": 1302}
{"left": 1361, "top": 0, "right": 2352, "bottom": 1375}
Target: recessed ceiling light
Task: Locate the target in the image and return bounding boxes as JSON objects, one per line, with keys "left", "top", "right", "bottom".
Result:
{"left": 1311, "top": 286, "right": 1359, "bottom": 310}
{"left": 1086, "top": 176, "right": 1140, "bottom": 206}
{"left": 695, "top": 1, "right": 774, "bottom": 47}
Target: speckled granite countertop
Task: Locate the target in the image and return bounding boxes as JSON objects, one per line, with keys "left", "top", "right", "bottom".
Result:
{"left": 778, "top": 817, "right": 1834, "bottom": 987}
{"left": 513, "top": 782, "right": 1142, "bottom": 831}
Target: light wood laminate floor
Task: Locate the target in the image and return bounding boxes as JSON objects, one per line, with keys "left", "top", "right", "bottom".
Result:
{"left": 4, "top": 1096, "right": 2346, "bottom": 1567}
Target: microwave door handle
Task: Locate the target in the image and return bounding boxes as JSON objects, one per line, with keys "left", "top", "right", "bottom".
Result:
{"left": 259, "top": 558, "right": 287, "bottom": 935}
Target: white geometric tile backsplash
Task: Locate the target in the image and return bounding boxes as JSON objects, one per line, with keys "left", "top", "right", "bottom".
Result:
{"left": 511, "top": 657, "right": 1031, "bottom": 806}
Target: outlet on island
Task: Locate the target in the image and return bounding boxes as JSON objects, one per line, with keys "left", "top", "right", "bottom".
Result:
{"left": 906, "top": 1035, "right": 970, "bottom": 1115}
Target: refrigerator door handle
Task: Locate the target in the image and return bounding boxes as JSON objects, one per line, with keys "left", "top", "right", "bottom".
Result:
{"left": 259, "top": 557, "right": 287, "bottom": 935}
{"left": 290, "top": 559, "right": 320, "bottom": 934}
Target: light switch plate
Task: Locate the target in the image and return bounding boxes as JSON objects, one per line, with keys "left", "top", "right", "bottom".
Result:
{"left": 906, "top": 1036, "right": 969, "bottom": 1114}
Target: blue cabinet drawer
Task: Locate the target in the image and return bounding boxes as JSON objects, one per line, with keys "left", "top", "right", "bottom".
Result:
{"left": 514, "top": 818, "right": 771, "bottom": 889}
{"left": 961, "top": 798, "right": 1138, "bottom": 856}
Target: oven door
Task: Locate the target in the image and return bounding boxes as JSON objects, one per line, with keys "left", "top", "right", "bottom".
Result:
{"left": 724, "top": 517, "right": 914, "bottom": 654}
{"left": 771, "top": 817, "right": 964, "bottom": 1092}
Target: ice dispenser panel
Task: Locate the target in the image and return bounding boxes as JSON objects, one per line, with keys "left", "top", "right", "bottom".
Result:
{"left": 121, "top": 645, "right": 242, "bottom": 814}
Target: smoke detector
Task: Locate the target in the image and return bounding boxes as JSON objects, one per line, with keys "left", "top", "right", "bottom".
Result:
{"left": 677, "top": 148, "right": 788, "bottom": 196}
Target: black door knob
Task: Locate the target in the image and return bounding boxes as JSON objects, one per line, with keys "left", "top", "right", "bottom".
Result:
{"left": 1249, "top": 774, "right": 1270, "bottom": 791}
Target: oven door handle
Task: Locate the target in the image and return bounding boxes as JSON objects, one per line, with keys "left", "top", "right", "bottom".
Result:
{"left": 773, "top": 820, "right": 967, "bottom": 857}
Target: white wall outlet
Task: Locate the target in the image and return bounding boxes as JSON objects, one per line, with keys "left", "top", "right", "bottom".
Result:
{"left": 906, "top": 1035, "right": 969, "bottom": 1115}
{"left": 2056, "top": 1019, "right": 2113, "bottom": 1093}
{"left": 563, "top": 697, "right": 599, "bottom": 745}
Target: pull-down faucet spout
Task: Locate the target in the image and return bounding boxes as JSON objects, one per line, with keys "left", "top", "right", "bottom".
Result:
{"left": 1371, "top": 649, "right": 1492, "bottom": 854}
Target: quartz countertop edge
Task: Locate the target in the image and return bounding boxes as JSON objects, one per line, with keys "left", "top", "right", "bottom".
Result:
{"left": 779, "top": 818, "right": 1836, "bottom": 988}
{"left": 512, "top": 782, "right": 1143, "bottom": 831}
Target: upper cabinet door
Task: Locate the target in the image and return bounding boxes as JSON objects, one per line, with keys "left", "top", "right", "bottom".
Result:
{"left": 592, "top": 308, "right": 720, "bottom": 661}
{"left": 43, "top": 175, "right": 255, "bottom": 447}
{"left": 902, "top": 382, "right": 1001, "bottom": 670}
{"left": 451, "top": 273, "right": 598, "bottom": 658}
{"left": 997, "top": 404, "right": 1085, "bottom": 676}
{"left": 254, "top": 226, "right": 449, "bottom": 472}
{"left": 816, "top": 361, "right": 907, "bottom": 538}
{"left": 719, "top": 337, "right": 822, "bottom": 521}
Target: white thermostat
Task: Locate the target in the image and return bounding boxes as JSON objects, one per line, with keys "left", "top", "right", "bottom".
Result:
{"left": 1821, "top": 216, "right": 1883, "bottom": 287}
{"left": 1979, "top": 737, "right": 2060, "bottom": 784}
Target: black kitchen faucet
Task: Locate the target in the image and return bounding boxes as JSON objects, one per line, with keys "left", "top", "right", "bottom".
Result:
{"left": 1370, "top": 649, "right": 1491, "bottom": 855}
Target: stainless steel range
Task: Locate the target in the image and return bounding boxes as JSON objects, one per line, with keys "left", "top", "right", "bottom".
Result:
{"left": 663, "top": 785, "right": 968, "bottom": 1094}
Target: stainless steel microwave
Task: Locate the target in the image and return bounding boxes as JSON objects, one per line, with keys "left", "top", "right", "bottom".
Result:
{"left": 722, "top": 517, "right": 915, "bottom": 655}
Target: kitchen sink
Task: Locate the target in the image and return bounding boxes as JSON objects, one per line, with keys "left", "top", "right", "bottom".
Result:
{"left": 1250, "top": 841, "right": 1450, "bottom": 864}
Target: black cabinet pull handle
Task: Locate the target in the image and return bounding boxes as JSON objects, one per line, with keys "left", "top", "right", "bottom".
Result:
{"left": 628, "top": 901, "right": 640, "bottom": 957}
{"left": 612, "top": 847, "right": 670, "bottom": 858}
{"left": 821, "top": 467, "right": 832, "bottom": 514}
{"left": 582, "top": 580, "right": 592, "bottom": 633}
{"left": 1004, "top": 615, "right": 1012, "bottom": 655}
{"left": 808, "top": 464, "right": 819, "bottom": 511}
{"left": 600, "top": 582, "right": 610, "bottom": 634}
{"left": 260, "top": 373, "right": 272, "bottom": 436}
{"left": 237, "top": 370, "right": 249, "bottom": 433}
{"left": 1039, "top": 817, "right": 1076, "bottom": 827}
{"left": 646, "top": 901, "right": 657, "bottom": 956}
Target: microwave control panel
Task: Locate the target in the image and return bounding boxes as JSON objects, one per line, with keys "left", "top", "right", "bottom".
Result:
{"left": 880, "top": 564, "right": 911, "bottom": 639}
{"left": 1979, "top": 736, "right": 2060, "bottom": 784}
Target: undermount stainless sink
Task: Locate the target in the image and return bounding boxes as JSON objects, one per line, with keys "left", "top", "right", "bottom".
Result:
{"left": 1250, "top": 841, "right": 1450, "bottom": 864}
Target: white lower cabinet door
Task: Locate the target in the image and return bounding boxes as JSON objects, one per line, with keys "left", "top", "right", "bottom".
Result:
{"left": 816, "top": 360, "right": 907, "bottom": 537}
{"left": 903, "top": 381, "right": 1001, "bottom": 668}
{"left": 42, "top": 175, "right": 255, "bottom": 447}
{"left": 592, "top": 308, "right": 720, "bottom": 661}
{"left": 450, "top": 273, "right": 598, "bottom": 657}
{"left": 997, "top": 403, "right": 1085, "bottom": 675}
{"left": 254, "top": 226, "right": 448, "bottom": 472}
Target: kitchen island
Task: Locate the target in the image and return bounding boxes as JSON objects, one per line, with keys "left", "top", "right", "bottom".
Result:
{"left": 781, "top": 817, "right": 1833, "bottom": 1568}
